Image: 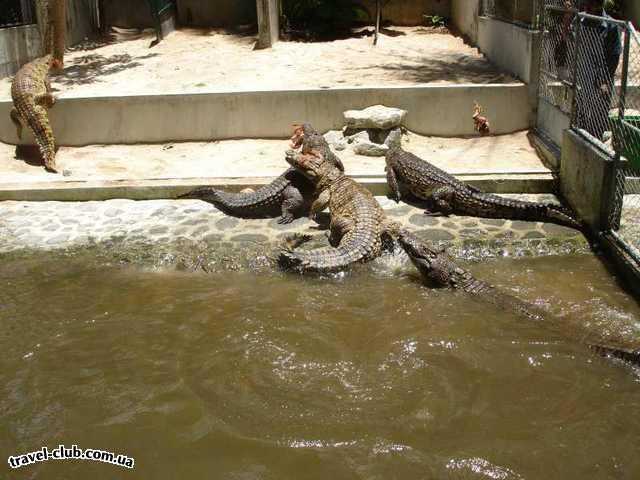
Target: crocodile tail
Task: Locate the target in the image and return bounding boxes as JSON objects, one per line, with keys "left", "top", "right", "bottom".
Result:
{"left": 25, "top": 104, "right": 56, "bottom": 172}
{"left": 545, "top": 204, "right": 585, "bottom": 231}
{"left": 471, "top": 192, "right": 584, "bottom": 231}
{"left": 178, "top": 186, "right": 223, "bottom": 203}
{"left": 279, "top": 229, "right": 380, "bottom": 273}
{"left": 279, "top": 245, "right": 362, "bottom": 273}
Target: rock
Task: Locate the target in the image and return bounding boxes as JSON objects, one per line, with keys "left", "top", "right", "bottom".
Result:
{"left": 384, "top": 128, "right": 403, "bottom": 150}
{"left": 323, "top": 130, "right": 348, "bottom": 151}
{"left": 343, "top": 105, "right": 407, "bottom": 130}
{"left": 353, "top": 141, "right": 389, "bottom": 157}
{"left": 346, "top": 130, "right": 370, "bottom": 145}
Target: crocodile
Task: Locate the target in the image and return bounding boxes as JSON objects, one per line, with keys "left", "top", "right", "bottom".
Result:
{"left": 397, "top": 229, "right": 640, "bottom": 367}
{"left": 398, "top": 228, "right": 544, "bottom": 320}
{"left": 385, "top": 142, "right": 583, "bottom": 231}
{"left": 179, "top": 169, "right": 315, "bottom": 224}
{"left": 179, "top": 124, "right": 344, "bottom": 224}
{"left": 10, "top": 54, "right": 59, "bottom": 173}
{"left": 279, "top": 124, "right": 398, "bottom": 272}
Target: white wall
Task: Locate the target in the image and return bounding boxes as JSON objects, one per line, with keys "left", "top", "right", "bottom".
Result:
{"left": 0, "top": 25, "right": 42, "bottom": 78}
{"left": 451, "top": 0, "right": 479, "bottom": 43}
{"left": 0, "top": 84, "right": 533, "bottom": 145}
{"left": 477, "top": 16, "right": 539, "bottom": 83}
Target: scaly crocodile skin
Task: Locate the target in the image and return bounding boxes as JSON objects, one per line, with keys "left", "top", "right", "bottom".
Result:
{"left": 180, "top": 168, "right": 315, "bottom": 224}
{"left": 398, "top": 229, "right": 543, "bottom": 320}
{"left": 280, "top": 124, "right": 396, "bottom": 272}
{"left": 10, "top": 55, "right": 58, "bottom": 173}
{"left": 180, "top": 124, "right": 344, "bottom": 224}
{"left": 385, "top": 146, "right": 583, "bottom": 231}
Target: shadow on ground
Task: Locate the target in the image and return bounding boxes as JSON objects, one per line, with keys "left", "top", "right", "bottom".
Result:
{"left": 53, "top": 52, "right": 159, "bottom": 87}
{"left": 349, "top": 54, "right": 512, "bottom": 84}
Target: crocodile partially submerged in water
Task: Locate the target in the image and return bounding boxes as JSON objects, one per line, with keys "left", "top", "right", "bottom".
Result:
{"left": 279, "top": 124, "right": 398, "bottom": 272}
{"left": 398, "top": 229, "right": 545, "bottom": 321}
{"left": 180, "top": 124, "right": 344, "bottom": 224}
{"left": 10, "top": 54, "right": 60, "bottom": 173}
{"left": 397, "top": 229, "right": 640, "bottom": 367}
{"left": 385, "top": 143, "right": 583, "bottom": 231}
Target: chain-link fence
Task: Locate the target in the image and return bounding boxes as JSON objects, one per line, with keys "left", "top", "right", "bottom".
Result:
{"left": 482, "top": 0, "right": 543, "bottom": 28}
{"left": 606, "top": 26, "right": 640, "bottom": 262}
{"left": 0, "top": 0, "right": 36, "bottom": 28}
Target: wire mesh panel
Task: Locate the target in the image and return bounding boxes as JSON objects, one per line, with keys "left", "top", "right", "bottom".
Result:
{"left": 0, "top": 0, "right": 36, "bottom": 28}
{"left": 572, "top": 13, "right": 625, "bottom": 148}
{"left": 608, "top": 27, "right": 640, "bottom": 258}
{"left": 539, "top": 3, "right": 578, "bottom": 116}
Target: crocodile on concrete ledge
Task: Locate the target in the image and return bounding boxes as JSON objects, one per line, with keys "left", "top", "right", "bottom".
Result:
{"left": 385, "top": 139, "right": 583, "bottom": 231}
{"left": 180, "top": 124, "right": 344, "bottom": 224}
{"left": 279, "top": 124, "right": 398, "bottom": 273}
{"left": 10, "top": 54, "right": 60, "bottom": 173}
{"left": 397, "top": 229, "right": 640, "bottom": 368}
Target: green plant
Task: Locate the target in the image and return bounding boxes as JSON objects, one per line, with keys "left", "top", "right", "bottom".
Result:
{"left": 423, "top": 14, "right": 447, "bottom": 28}
{"left": 281, "top": 0, "right": 370, "bottom": 40}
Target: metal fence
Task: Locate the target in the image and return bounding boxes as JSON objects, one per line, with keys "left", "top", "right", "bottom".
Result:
{"left": 481, "top": 0, "right": 543, "bottom": 28}
{"left": 550, "top": 7, "right": 640, "bottom": 268}
{"left": 604, "top": 25, "right": 640, "bottom": 264}
{"left": 0, "top": 0, "right": 36, "bottom": 28}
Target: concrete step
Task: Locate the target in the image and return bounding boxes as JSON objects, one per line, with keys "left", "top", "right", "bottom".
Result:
{"left": 0, "top": 131, "right": 554, "bottom": 200}
{"left": 0, "top": 84, "right": 532, "bottom": 146}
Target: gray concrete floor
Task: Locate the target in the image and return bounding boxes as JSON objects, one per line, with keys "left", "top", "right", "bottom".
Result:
{"left": 0, "top": 131, "right": 547, "bottom": 184}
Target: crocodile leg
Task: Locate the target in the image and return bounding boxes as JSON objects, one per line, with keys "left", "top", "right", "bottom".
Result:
{"left": 279, "top": 185, "right": 305, "bottom": 224}
{"left": 10, "top": 108, "right": 23, "bottom": 139}
{"left": 35, "top": 92, "right": 56, "bottom": 108}
{"left": 426, "top": 185, "right": 456, "bottom": 216}
{"left": 328, "top": 216, "right": 354, "bottom": 247}
{"left": 386, "top": 165, "right": 402, "bottom": 202}
{"left": 309, "top": 189, "right": 331, "bottom": 219}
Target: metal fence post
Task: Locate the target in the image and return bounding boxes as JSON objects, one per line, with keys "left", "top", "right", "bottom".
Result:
{"left": 569, "top": 15, "right": 582, "bottom": 128}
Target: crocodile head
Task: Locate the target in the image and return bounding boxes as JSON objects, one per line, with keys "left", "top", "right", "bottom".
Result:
{"left": 289, "top": 123, "right": 345, "bottom": 172}
{"left": 398, "top": 230, "right": 456, "bottom": 287}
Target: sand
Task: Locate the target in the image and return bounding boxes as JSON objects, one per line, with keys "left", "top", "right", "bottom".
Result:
{"left": 0, "top": 27, "right": 516, "bottom": 100}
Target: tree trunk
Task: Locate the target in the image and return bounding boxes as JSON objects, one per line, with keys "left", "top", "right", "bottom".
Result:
{"left": 51, "top": 0, "right": 66, "bottom": 67}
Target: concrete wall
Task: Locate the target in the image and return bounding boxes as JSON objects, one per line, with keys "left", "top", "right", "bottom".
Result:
{"left": 177, "top": 0, "right": 256, "bottom": 27}
{"left": 537, "top": 100, "right": 571, "bottom": 150}
{"left": 560, "top": 129, "right": 615, "bottom": 231}
{"left": 477, "top": 16, "right": 539, "bottom": 84}
{"left": 361, "top": 0, "right": 450, "bottom": 26}
{"left": 0, "top": 84, "right": 532, "bottom": 145}
{"left": 451, "top": 0, "right": 479, "bottom": 43}
{"left": 0, "top": 25, "right": 42, "bottom": 78}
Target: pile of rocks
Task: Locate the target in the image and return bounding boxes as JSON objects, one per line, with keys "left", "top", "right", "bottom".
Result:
{"left": 324, "top": 105, "right": 407, "bottom": 157}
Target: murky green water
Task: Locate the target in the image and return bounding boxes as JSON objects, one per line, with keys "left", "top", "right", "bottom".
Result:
{"left": 1, "top": 252, "right": 640, "bottom": 479}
